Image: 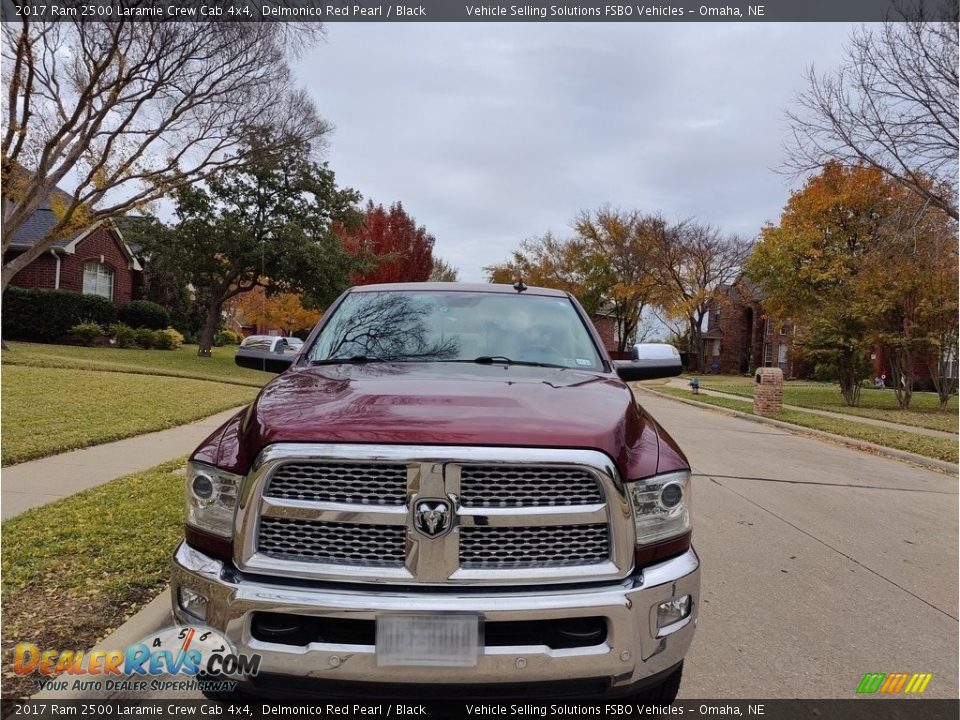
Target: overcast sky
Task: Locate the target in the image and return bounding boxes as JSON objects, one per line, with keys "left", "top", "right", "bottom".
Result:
{"left": 295, "top": 23, "right": 857, "bottom": 282}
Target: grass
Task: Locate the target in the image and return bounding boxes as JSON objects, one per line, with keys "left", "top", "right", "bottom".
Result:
{"left": 656, "top": 386, "right": 959, "bottom": 464}
{"left": 1, "top": 341, "right": 271, "bottom": 388}
{"left": 1, "top": 460, "right": 186, "bottom": 699}
{"left": 692, "top": 376, "right": 958, "bottom": 434}
{"left": 1, "top": 365, "right": 259, "bottom": 465}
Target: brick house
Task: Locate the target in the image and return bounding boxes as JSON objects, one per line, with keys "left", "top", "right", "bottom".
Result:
{"left": 4, "top": 184, "right": 143, "bottom": 304}
{"left": 591, "top": 306, "right": 637, "bottom": 360}
{"left": 702, "top": 275, "right": 798, "bottom": 377}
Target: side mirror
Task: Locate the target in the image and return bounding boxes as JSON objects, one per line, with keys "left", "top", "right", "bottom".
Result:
{"left": 236, "top": 350, "right": 294, "bottom": 374}
{"left": 616, "top": 343, "right": 682, "bottom": 382}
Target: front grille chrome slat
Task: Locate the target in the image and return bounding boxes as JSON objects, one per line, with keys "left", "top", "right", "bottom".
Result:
{"left": 258, "top": 518, "right": 406, "bottom": 567}
{"left": 459, "top": 524, "right": 609, "bottom": 569}
{"left": 264, "top": 462, "right": 407, "bottom": 505}
{"left": 459, "top": 465, "right": 602, "bottom": 508}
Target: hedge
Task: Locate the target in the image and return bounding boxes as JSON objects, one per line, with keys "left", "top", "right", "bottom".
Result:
{"left": 118, "top": 300, "right": 171, "bottom": 330}
{"left": 2, "top": 287, "right": 116, "bottom": 342}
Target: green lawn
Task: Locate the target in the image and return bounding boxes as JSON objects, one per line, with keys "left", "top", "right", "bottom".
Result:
{"left": 694, "top": 376, "right": 958, "bottom": 434}
{"left": 1, "top": 460, "right": 185, "bottom": 699}
{"left": 1, "top": 365, "right": 259, "bottom": 465}
{"left": 656, "top": 386, "right": 958, "bottom": 464}
{"left": 1, "top": 341, "right": 271, "bottom": 387}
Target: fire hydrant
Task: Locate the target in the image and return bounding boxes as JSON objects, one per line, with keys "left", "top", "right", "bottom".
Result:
{"left": 689, "top": 377, "right": 700, "bottom": 395}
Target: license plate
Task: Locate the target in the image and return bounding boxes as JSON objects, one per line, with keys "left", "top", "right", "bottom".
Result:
{"left": 376, "top": 613, "right": 480, "bottom": 667}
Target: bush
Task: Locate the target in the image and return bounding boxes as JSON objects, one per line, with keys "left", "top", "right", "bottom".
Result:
{"left": 216, "top": 329, "right": 241, "bottom": 346}
{"left": 812, "top": 363, "right": 839, "bottom": 383}
{"left": 70, "top": 322, "right": 105, "bottom": 346}
{"left": 134, "top": 328, "right": 155, "bottom": 349}
{"left": 2, "top": 287, "right": 116, "bottom": 342}
{"left": 118, "top": 300, "right": 170, "bottom": 330}
{"left": 107, "top": 323, "right": 137, "bottom": 349}
{"left": 152, "top": 327, "right": 185, "bottom": 350}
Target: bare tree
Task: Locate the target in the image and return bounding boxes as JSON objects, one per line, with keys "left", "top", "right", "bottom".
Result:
{"left": 1, "top": 19, "right": 329, "bottom": 293}
{"left": 785, "top": 4, "right": 959, "bottom": 220}
{"left": 653, "top": 219, "right": 751, "bottom": 373}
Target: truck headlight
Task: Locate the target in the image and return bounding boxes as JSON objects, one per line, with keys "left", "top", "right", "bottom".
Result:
{"left": 627, "top": 470, "right": 692, "bottom": 561}
{"left": 186, "top": 461, "right": 241, "bottom": 538}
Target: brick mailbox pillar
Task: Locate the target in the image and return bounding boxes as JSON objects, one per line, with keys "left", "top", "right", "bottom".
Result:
{"left": 753, "top": 367, "right": 784, "bottom": 416}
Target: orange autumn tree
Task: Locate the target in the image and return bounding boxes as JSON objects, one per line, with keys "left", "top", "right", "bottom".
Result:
{"left": 747, "top": 161, "right": 958, "bottom": 408}
{"left": 229, "top": 288, "right": 322, "bottom": 338}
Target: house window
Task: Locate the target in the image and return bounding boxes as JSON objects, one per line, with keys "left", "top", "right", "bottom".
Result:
{"left": 763, "top": 342, "right": 773, "bottom": 366}
{"left": 764, "top": 317, "right": 773, "bottom": 334}
{"left": 83, "top": 261, "right": 114, "bottom": 300}
{"left": 778, "top": 343, "right": 789, "bottom": 370}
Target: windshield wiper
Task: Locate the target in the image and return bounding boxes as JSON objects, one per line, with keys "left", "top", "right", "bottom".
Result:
{"left": 311, "top": 355, "right": 384, "bottom": 365}
{"left": 471, "top": 356, "right": 565, "bottom": 369}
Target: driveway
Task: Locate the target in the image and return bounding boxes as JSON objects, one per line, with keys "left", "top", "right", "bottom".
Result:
{"left": 634, "top": 391, "right": 959, "bottom": 699}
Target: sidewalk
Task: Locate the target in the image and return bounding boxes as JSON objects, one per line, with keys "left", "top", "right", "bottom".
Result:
{"left": 666, "top": 378, "right": 958, "bottom": 440}
{"left": 1, "top": 406, "right": 244, "bottom": 520}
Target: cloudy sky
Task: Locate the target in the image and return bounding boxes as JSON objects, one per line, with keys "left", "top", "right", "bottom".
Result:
{"left": 295, "top": 23, "right": 857, "bottom": 282}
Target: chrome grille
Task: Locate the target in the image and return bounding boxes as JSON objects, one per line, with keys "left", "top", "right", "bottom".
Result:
{"left": 258, "top": 518, "right": 406, "bottom": 566}
{"left": 264, "top": 462, "right": 407, "bottom": 505}
{"left": 459, "top": 524, "right": 609, "bottom": 569}
{"left": 459, "top": 465, "right": 602, "bottom": 507}
{"left": 240, "top": 445, "right": 631, "bottom": 586}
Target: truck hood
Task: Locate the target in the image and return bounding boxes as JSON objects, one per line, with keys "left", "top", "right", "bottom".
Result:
{"left": 198, "top": 363, "right": 687, "bottom": 480}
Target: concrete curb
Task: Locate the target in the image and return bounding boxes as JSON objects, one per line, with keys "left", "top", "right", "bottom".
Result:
{"left": 636, "top": 386, "right": 960, "bottom": 475}
{"left": 31, "top": 590, "right": 172, "bottom": 700}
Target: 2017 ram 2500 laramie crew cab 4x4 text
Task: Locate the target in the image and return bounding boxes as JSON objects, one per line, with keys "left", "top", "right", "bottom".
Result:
{"left": 170, "top": 282, "right": 699, "bottom": 701}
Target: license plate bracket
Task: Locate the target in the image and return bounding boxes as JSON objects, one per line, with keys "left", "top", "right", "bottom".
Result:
{"left": 375, "top": 613, "right": 481, "bottom": 667}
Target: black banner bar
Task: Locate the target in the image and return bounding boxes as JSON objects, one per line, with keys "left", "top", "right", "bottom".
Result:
{"left": 1, "top": 0, "right": 957, "bottom": 23}
{"left": 2, "top": 700, "right": 960, "bottom": 720}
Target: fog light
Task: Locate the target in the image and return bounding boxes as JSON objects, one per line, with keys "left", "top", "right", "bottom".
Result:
{"left": 656, "top": 595, "right": 691, "bottom": 628}
{"left": 178, "top": 587, "right": 208, "bottom": 621}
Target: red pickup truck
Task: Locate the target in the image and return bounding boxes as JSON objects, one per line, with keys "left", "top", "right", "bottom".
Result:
{"left": 171, "top": 282, "right": 699, "bottom": 701}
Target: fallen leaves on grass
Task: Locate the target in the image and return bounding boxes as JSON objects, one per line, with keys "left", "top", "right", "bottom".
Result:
{"left": 1, "top": 461, "right": 186, "bottom": 699}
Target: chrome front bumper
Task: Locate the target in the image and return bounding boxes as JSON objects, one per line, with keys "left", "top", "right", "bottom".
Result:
{"left": 170, "top": 542, "right": 699, "bottom": 691}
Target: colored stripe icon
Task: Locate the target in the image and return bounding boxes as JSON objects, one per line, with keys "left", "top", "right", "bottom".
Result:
{"left": 856, "top": 672, "right": 933, "bottom": 694}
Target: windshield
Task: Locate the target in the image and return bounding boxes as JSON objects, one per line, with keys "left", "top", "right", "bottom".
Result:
{"left": 308, "top": 291, "right": 604, "bottom": 370}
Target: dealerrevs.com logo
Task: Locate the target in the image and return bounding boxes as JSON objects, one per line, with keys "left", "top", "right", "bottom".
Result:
{"left": 13, "top": 625, "right": 260, "bottom": 693}
{"left": 856, "top": 672, "right": 933, "bottom": 695}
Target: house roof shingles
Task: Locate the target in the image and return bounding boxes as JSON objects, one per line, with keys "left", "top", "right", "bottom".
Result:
{"left": 10, "top": 208, "right": 80, "bottom": 249}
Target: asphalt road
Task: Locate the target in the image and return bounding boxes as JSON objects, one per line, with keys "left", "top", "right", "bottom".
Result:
{"left": 633, "top": 391, "right": 959, "bottom": 699}
{"left": 35, "top": 391, "right": 958, "bottom": 703}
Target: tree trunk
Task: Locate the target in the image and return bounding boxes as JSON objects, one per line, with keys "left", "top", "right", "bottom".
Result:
{"left": 198, "top": 299, "right": 222, "bottom": 357}
{"left": 837, "top": 349, "right": 864, "bottom": 407}
{"left": 887, "top": 347, "right": 914, "bottom": 410}
{"left": 689, "top": 317, "right": 705, "bottom": 374}
{"left": 927, "top": 338, "right": 958, "bottom": 411}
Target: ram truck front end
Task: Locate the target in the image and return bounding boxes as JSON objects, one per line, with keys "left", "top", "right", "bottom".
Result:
{"left": 170, "top": 283, "right": 699, "bottom": 700}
